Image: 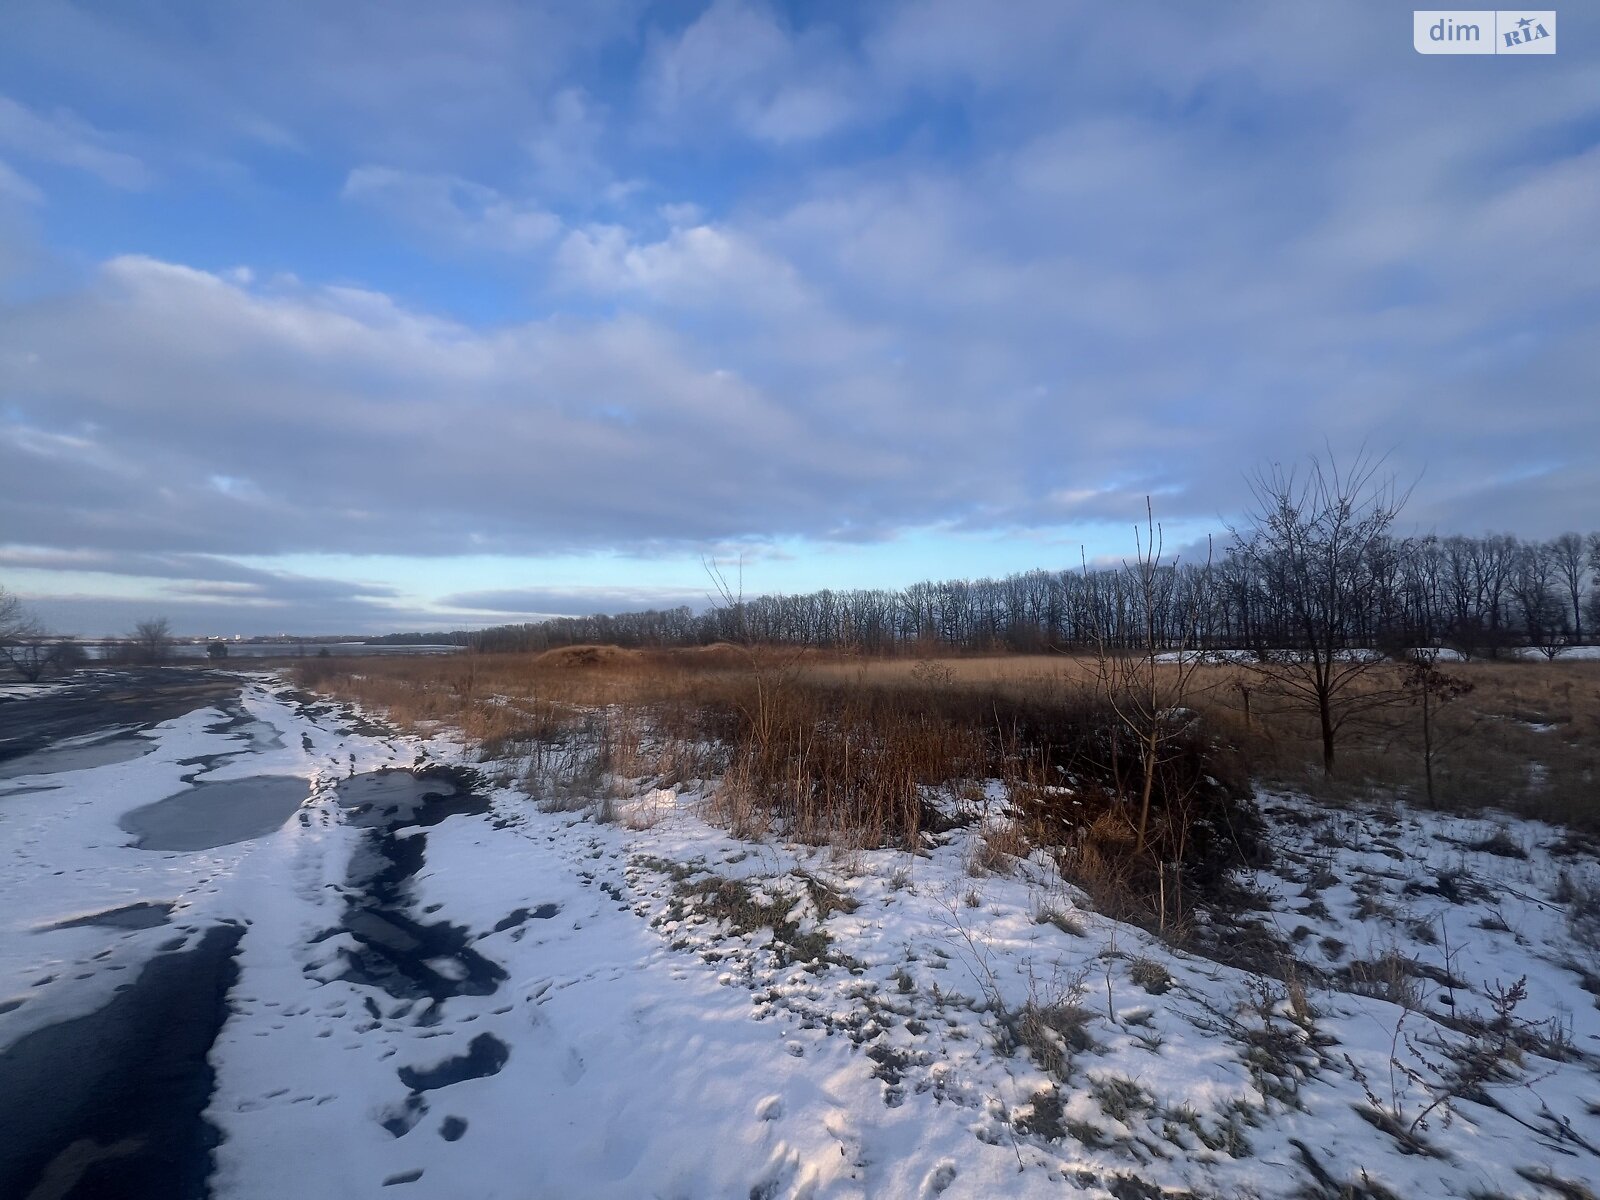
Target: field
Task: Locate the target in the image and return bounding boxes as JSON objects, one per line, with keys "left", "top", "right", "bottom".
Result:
{"left": 274, "top": 646, "right": 1600, "bottom": 1196}
{"left": 296, "top": 645, "right": 1600, "bottom": 835}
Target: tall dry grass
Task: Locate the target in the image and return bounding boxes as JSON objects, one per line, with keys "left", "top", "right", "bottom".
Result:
{"left": 291, "top": 646, "right": 1600, "bottom": 935}
{"left": 294, "top": 650, "right": 1600, "bottom": 810}
{"left": 294, "top": 645, "right": 1265, "bottom": 929}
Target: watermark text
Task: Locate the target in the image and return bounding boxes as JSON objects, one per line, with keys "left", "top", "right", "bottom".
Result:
{"left": 1414, "top": 10, "right": 1555, "bottom": 54}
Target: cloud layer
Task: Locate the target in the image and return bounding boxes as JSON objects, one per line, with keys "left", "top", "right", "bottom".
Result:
{"left": 1, "top": 2, "right": 1597, "bottom": 633}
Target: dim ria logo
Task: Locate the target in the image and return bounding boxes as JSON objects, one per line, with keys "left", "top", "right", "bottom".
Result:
{"left": 1414, "top": 10, "right": 1555, "bottom": 53}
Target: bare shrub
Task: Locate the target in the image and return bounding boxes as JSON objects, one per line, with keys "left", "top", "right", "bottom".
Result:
{"left": 1009, "top": 999, "right": 1098, "bottom": 1082}
{"left": 968, "top": 821, "right": 1030, "bottom": 876}
{"left": 1555, "top": 871, "right": 1600, "bottom": 984}
{"left": 1089, "top": 1074, "right": 1154, "bottom": 1124}
{"left": 909, "top": 659, "right": 955, "bottom": 688}
{"left": 999, "top": 965, "right": 1098, "bottom": 1084}
{"left": 1347, "top": 976, "right": 1554, "bottom": 1153}
{"left": 1128, "top": 957, "right": 1172, "bottom": 995}
{"left": 1344, "top": 950, "right": 1426, "bottom": 1011}
{"left": 1035, "top": 905, "right": 1085, "bottom": 937}
{"left": 0, "top": 588, "right": 77, "bottom": 681}
{"left": 130, "top": 617, "right": 175, "bottom": 664}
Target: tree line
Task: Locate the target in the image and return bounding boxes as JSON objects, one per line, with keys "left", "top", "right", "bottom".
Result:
{"left": 456, "top": 531, "right": 1599, "bottom": 659}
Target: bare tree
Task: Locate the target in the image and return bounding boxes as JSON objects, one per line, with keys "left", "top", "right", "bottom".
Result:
{"left": 131, "top": 617, "right": 175, "bottom": 664}
{"left": 1233, "top": 451, "right": 1412, "bottom": 777}
{"left": 2, "top": 639, "right": 56, "bottom": 682}
{"left": 49, "top": 640, "right": 88, "bottom": 673}
{"left": 0, "top": 586, "right": 51, "bottom": 681}
{"left": 0, "top": 586, "right": 34, "bottom": 639}
{"left": 1588, "top": 533, "right": 1600, "bottom": 642}
{"left": 1510, "top": 544, "right": 1569, "bottom": 659}
{"left": 1547, "top": 533, "right": 1588, "bottom": 644}
{"left": 1400, "top": 652, "right": 1475, "bottom": 807}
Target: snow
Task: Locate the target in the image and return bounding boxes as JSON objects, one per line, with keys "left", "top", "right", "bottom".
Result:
{"left": 4, "top": 675, "right": 1599, "bottom": 1198}
{"left": 0, "top": 679, "right": 77, "bottom": 701}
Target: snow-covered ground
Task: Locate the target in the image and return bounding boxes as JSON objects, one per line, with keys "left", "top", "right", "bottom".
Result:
{"left": 3, "top": 674, "right": 1598, "bottom": 1198}
{"left": 0, "top": 678, "right": 78, "bottom": 701}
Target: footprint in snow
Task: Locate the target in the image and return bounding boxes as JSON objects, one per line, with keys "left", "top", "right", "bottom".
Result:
{"left": 560, "top": 1045, "right": 585, "bottom": 1084}
{"left": 920, "top": 1161, "right": 958, "bottom": 1197}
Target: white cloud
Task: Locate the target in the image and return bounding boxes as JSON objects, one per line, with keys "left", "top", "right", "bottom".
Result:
{"left": 555, "top": 221, "right": 805, "bottom": 309}
{"left": 643, "top": 0, "right": 865, "bottom": 142}
{"left": 522, "top": 87, "right": 617, "bottom": 200}
{"left": 342, "top": 166, "right": 561, "bottom": 252}
{"left": 0, "top": 2, "right": 644, "bottom": 173}
{"left": 0, "top": 157, "right": 43, "bottom": 205}
{"left": 0, "top": 255, "right": 910, "bottom": 562}
{"left": 0, "top": 94, "right": 150, "bottom": 188}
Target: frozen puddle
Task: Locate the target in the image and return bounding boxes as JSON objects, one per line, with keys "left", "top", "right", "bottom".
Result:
{"left": 334, "top": 768, "right": 484, "bottom": 824}
{"left": 0, "top": 732, "right": 154, "bottom": 781}
{"left": 120, "top": 776, "right": 311, "bottom": 851}
{"left": 39, "top": 900, "right": 176, "bottom": 932}
{"left": 317, "top": 768, "right": 506, "bottom": 1011}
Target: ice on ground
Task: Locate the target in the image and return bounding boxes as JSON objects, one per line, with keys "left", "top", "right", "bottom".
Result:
{"left": 37, "top": 900, "right": 176, "bottom": 931}
{"left": 0, "top": 728, "right": 155, "bottom": 780}
{"left": 120, "top": 775, "right": 311, "bottom": 850}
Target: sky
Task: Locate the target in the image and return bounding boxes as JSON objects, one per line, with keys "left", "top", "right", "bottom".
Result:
{"left": 1, "top": 2, "right": 1597, "bottom": 637}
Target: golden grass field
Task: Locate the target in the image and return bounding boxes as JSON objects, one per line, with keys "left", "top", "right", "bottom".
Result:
{"left": 284, "top": 645, "right": 1600, "bottom": 939}
{"left": 297, "top": 645, "right": 1600, "bottom": 828}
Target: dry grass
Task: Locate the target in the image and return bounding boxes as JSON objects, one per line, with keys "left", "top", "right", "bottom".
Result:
{"left": 1207, "top": 659, "right": 1600, "bottom": 830}
{"left": 802, "top": 653, "right": 1087, "bottom": 690}
{"left": 810, "top": 653, "right": 1600, "bottom": 832}
{"left": 295, "top": 647, "right": 1257, "bottom": 924}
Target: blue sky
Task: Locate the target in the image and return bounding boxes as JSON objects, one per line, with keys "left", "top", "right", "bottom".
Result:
{"left": 1, "top": 2, "right": 1597, "bottom": 636}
